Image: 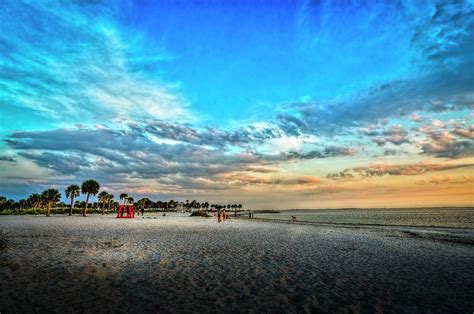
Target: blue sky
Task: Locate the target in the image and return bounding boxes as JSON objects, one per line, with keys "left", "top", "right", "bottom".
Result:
{"left": 0, "top": 0, "right": 473, "bottom": 208}
{"left": 123, "top": 1, "right": 417, "bottom": 122}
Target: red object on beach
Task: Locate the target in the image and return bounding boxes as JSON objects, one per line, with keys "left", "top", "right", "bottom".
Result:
{"left": 116, "top": 204, "right": 135, "bottom": 218}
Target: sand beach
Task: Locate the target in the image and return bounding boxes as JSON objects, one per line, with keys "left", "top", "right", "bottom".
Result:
{"left": 1, "top": 213, "right": 473, "bottom": 313}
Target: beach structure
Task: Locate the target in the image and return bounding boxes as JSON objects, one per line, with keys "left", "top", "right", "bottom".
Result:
{"left": 116, "top": 204, "right": 135, "bottom": 218}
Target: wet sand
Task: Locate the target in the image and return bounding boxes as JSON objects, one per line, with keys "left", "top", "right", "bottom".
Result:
{"left": 1, "top": 213, "right": 473, "bottom": 313}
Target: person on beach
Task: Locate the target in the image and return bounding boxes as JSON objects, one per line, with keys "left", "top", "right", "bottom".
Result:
{"left": 140, "top": 207, "right": 145, "bottom": 216}
{"left": 291, "top": 215, "right": 297, "bottom": 223}
{"left": 217, "top": 209, "right": 222, "bottom": 223}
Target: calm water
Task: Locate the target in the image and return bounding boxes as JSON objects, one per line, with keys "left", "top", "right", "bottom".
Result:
{"left": 252, "top": 208, "right": 474, "bottom": 228}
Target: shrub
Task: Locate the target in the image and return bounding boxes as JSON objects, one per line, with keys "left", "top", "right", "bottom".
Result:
{"left": 190, "top": 210, "right": 210, "bottom": 218}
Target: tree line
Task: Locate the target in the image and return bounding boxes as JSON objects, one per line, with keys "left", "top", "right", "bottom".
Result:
{"left": 0, "top": 179, "right": 243, "bottom": 216}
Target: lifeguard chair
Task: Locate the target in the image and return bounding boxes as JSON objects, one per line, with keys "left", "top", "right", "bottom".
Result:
{"left": 117, "top": 204, "right": 135, "bottom": 218}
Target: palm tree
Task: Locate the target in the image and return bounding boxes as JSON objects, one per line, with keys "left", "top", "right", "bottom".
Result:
{"left": 27, "top": 193, "right": 44, "bottom": 209}
{"left": 42, "top": 189, "right": 61, "bottom": 217}
{"left": 18, "top": 199, "right": 27, "bottom": 210}
{"left": 138, "top": 198, "right": 152, "bottom": 210}
{"left": 81, "top": 179, "right": 100, "bottom": 216}
{"left": 137, "top": 198, "right": 145, "bottom": 210}
{"left": 168, "top": 199, "right": 176, "bottom": 210}
{"left": 120, "top": 193, "right": 128, "bottom": 204}
{"left": 65, "top": 184, "right": 80, "bottom": 216}
{"left": 98, "top": 191, "right": 109, "bottom": 215}
{"left": 107, "top": 193, "right": 115, "bottom": 213}
{"left": 112, "top": 200, "right": 119, "bottom": 211}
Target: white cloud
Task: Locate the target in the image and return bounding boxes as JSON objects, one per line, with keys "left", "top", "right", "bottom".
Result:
{"left": 431, "top": 119, "right": 445, "bottom": 128}
{"left": 258, "top": 134, "right": 318, "bottom": 155}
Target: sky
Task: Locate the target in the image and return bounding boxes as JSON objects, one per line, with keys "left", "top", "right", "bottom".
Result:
{"left": 0, "top": 0, "right": 473, "bottom": 209}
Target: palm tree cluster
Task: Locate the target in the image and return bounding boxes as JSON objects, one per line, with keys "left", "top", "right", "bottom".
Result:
{"left": 0, "top": 179, "right": 100, "bottom": 217}
{"left": 0, "top": 194, "right": 67, "bottom": 213}
{"left": 181, "top": 200, "right": 243, "bottom": 212}
{"left": 1, "top": 184, "right": 244, "bottom": 216}
{"left": 65, "top": 185, "right": 80, "bottom": 216}
{"left": 42, "top": 189, "right": 61, "bottom": 217}
{"left": 119, "top": 193, "right": 134, "bottom": 205}
{"left": 98, "top": 191, "right": 115, "bottom": 215}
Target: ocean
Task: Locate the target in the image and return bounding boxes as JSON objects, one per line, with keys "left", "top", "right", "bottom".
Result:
{"left": 252, "top": 207, "right": 474, "bottom": 228}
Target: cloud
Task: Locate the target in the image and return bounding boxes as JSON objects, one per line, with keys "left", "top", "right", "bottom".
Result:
{"left": 108, "top": 172, "right": 322, "bottom": 194}
{"left": 410, "top": 1, "right": 474, "bottom": 68}
{"left": 415, "top": 174, "right": 474, "bottom": 186}
{"left": 4, "top": 124, "right": 353, "bottom": 196}
{"left": 432, "top": 120, "right": 445, "bottom": 128}
{"left": 278, "top": 1, "right": 474, "bottom": 135}
{"left": 212, "top": 174, "right": 321, "bottom": 187}
{"left": 409, "top": 113, "right": 422, "bottom": 122}
{"left": 326, "top": 170, "right": 355, "bottom": 181}
{"left": 5, "top": 126, "right": 286, "bottom": 187}
{"left": 452, "top": 126, "right": 474, "bottom": 140}
{"left": 326, "top": 161, "right": 474, "bottom": 180}
{"left": 276, "top": 114, "right": 309, "bottom": 137}
{"left": 296, "top": 176, "right": 321, "bottom": 184}
{"left": 420, "top": 131, "right": 474, "bottom": 158}
{"left": 286, "top": 146, "right": 358, "bottom": 160}
{"left": 285, "top": 72, "right": 473, "bottom": 136}
{"left": 0, "top": 156, "right": 16, "bottom": 162}
{"left": 0, "top": 0, "right": 189, "bottom": 125}
{"left": 142, "top": 120, "right": 281, "bottom": 148}
{"left": 358, "top": 124, "right": 410, "bottom": 146}
{"left": 383, "top": 149, "right": 400, "bottom": 157}
{"left": 17, "top": 152, "right": 91, "bottom": 175}
{"left": 379, "top": 125, "right": 410, "bottom": 146}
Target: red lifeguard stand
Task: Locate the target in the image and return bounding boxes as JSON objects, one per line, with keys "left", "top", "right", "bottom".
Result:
{"left": 117, "top": 204, "right": 135, "bottom": 218}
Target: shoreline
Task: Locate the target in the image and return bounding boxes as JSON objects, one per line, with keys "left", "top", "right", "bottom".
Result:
{"left": 4, "top": 212, "right": 474, "bottom": 242}
{"left": 236, "top": 217, "right": 474, "bottom": 245}
{"left": 237, "top": 215, "right": 474, "bottom": 230}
